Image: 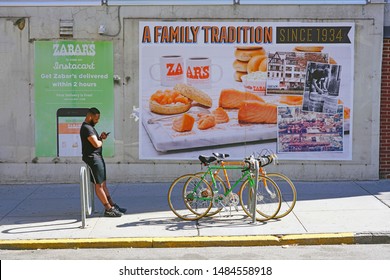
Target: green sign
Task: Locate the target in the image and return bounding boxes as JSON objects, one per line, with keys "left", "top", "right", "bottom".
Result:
{"left": 34, "top": 41, "right": 114, "bottom": 157}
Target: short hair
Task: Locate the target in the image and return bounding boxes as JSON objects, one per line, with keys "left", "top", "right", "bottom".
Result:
{"left": 88, "top": 107, "right": 100, "bottom": 115}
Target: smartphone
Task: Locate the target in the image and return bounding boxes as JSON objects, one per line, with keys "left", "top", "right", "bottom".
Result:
{"left": 56, "top": 108, "right": 89, "bottom": 157}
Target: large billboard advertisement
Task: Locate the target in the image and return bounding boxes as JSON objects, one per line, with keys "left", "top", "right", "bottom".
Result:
{"left": 34, "top": 41, "right": 114, "bottom": 157}
{"left": 140, "top": 22, "right": 354, "bottom": 160}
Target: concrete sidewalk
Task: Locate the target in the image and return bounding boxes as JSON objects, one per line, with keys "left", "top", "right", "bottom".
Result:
{"left": 0, "top": 180, "right": 389, "bottom": 249}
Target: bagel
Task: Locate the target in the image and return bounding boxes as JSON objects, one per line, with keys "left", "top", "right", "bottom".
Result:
{"left": 258, "top": 59, "right": 267, "bottom": 72}
{"left": 234, "top": 71, "right": 247, "bottom": 82}
{"left": 233, "top": 59, "right": 248, "bottom": 72}
{"left": 293, "top": 46, "right": 324, "bottom": 52}
{"left": 149, "top": 89, "right": 192, "bottom": 115}
{"left": 234, "top": 47, "right": 266, "bottom": 62}
{"left": 235, "top": 46, "right": 264, "bottom": 50}
{"left": 173, "top": 83, "right": 212, "bottom": 107}
{"left": 247, "top": 55, "right": 267, "bottom": 73}
{"left": 149, "top": 100, "right": 191, "bottom": 115}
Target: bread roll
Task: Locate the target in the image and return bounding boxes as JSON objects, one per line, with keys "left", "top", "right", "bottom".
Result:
{"left": 233, "top": 59, "right": 248, "bottom": 72}
{"left": 247, "top": 55, "right": 267, "bottom": 73}
{"left": 234, "top": 47, "right": 266, "bottom": 62}
{"left": 293, "top": 46, "right": 324, "bottom": 52}
{"left": 234, "top": 71, "right": 247, "bottom": 82}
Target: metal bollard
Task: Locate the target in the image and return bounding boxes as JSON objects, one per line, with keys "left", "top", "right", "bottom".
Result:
{"left": 251, "top": 159, "right": 260, "bottom": 223}
{"left": 80, "top": 165, "right": 94, "bottom": 228}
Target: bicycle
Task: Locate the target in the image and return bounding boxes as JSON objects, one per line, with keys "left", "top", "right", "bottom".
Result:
{"left": 167, "top": 155, "right": 282, "bottom": 222}
{"left": 197, "top": 150, "right": 297, "bottom": 219}
{"left": 257, "top": 150, "right": 297, "bottom": 219}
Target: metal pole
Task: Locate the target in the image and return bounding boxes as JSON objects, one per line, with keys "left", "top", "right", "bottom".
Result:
{"left": 80, "top": 166, "right": 87, "bottom": 228}
{"left": 252, "top": 158, "right": 260, "bottom": 224}
{"left": 85, "top": 165, "right": 94, "bottom": 215}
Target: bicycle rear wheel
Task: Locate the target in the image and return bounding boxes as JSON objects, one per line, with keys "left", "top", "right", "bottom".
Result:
{"left": 167, "top": 174, "right": 213, "bottom": 221}
{"left": 195, "top": 172, "right": 227, "bottom": 217}
{"left": 265, "top": 173, "right": 297, "bottom": 219}
{"left": 239, "top": 175, "right": 281, "bottom": 222}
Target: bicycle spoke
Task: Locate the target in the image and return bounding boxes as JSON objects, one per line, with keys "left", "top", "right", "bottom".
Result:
{"left": 239, "top": 175, "right": 281, "bottom": 222}
{"left": 195, "top": 172, "right": 228, "bottom": 217}
{"left": 167, "top": 174, "right": 212, "bottom": 221}
{"left": 265, "top": 173, "right": 297, "bottom": 219}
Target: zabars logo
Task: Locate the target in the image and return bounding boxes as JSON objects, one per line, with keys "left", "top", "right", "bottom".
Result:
{"left": 53, "top": 43, "right": 96, "bottom": 56}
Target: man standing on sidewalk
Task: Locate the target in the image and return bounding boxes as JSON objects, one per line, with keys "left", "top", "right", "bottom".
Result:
{"left": 80, "top": 107, "right": 126, "bottom": 217}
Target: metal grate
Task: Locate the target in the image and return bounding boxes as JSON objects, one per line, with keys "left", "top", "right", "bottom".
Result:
{"left": 59, "top": 19, "right": 74, "bottom": 37}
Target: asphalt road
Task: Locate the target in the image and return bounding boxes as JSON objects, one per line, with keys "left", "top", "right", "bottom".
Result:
{"left": 2, "top": 244, "right": 390, "bottom": 260}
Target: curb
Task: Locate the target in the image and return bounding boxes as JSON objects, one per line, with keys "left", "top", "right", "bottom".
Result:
{"left": 2, "top": 232, "right": 389, "bottom": 250}
{"left": 0, "top": 232, "right": 359, "bottom": 250}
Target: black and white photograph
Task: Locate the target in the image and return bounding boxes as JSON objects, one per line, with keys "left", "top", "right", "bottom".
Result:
{"left": 302, "top": 62, "right": 342, "bottom": 114}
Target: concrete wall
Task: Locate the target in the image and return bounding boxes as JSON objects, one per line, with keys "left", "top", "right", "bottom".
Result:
{"left": 0, "top": 2, "right": 386, "bottom": 183}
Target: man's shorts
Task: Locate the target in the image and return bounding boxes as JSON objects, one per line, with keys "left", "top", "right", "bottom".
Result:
{"left": 83, "top": 154, "right": 106, "bottom": 184}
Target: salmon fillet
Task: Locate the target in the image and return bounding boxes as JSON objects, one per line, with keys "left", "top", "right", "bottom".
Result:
{"left": 238, "top": 100, "right": 277, "bottom": 124}
{"left": 198, "top": 114, "right": 216, "bottom": 130}
{"left": 279, "top": 95, "right": 303, "bottom": 105}
{"left": 212, "top": 107, "right": 229, "bottom": 123}
{"left": 172, "top": 113, "right": 195, "bottom": 132}
{"left": 219, "top": 88, "right": 264, "bottom": 109}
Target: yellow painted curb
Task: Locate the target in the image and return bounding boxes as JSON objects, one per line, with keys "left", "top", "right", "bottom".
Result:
{"left": 279, "top": 233, "right": 355, "bottom": 245}
{"left": 152, "top": 235, "right": 281, "bottom": 248}
{"left": 0, "top": 233, "right": 356, "bottom": 250}
{"left": 0, "top": 238, "right": 153, "bottom": 250}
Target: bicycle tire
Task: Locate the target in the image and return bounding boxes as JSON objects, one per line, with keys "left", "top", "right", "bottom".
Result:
{"left": 195, "top": 172, "right": 227, "bottom": 217}
{"left": 167, "top": 174, "right": 213, "bottom": 221}
{"left": 239, "top": 175, "right": 282, "bottom": 222}
{"left": 265, "top": 173, "right": 297, "bottom": 219}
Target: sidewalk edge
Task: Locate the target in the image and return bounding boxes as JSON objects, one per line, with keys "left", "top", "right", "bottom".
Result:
{"left": 0, "top": 232, "right": 373, "bottom": 250}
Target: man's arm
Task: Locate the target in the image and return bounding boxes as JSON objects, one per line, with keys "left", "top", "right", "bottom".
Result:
{"left": 87, "top": 135, "right": 102, "bottom": 148}
{"left": 87, "top": 132, "right": 108, "bottom": 148}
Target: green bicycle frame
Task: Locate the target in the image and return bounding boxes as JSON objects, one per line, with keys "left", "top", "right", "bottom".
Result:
{"left": 196, "top": 164, "right": 256, "bottom": 200}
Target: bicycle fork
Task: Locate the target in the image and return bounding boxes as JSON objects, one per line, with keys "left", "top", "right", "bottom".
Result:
{"left": 259, "top": 168, "right": 277, "bottom": 199}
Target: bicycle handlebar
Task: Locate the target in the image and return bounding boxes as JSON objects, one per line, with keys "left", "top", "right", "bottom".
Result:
{"left": 199, "top": 152, "right": 275, "bottom": 169}
{"left": 257, "top": 155, "right": 273, "bottom": 167}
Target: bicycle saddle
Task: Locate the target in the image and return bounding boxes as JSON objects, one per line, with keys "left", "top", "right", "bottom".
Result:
{"left": 198, "top": 155, "right": 217, "bottom": 165}
{"left": 212, "top": 153, "right": 230, "bottom": 159}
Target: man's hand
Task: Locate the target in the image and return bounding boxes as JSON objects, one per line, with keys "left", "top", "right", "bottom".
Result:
{"left": 100, "top": 132, "right": 109, "bottom": 140}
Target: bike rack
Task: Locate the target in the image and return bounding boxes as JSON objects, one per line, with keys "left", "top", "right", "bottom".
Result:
{"left": 251, "top": 159, "right": 260, "bottom": 223}
{"left": 79, "top": 165, "right": 95, "bottom": 229}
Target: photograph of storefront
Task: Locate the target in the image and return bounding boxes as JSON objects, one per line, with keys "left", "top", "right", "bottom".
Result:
{"left": 267, "top": 51, "right": 328, "bottom": 95}
{"left": 277, "top": 106, "right": 344, "bottom": 153}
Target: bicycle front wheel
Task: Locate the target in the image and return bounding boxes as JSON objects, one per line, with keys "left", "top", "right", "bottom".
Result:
{"left": 266, "top": 173, "right": 297, "bottom": 219}
{"left": 195, "top": 172, "right": 227, "bottom": 217}
{"left": 167, "top": 174, "right": 213, "bottom": 221}
{"left": 239, "top": 175, "right": 281, "bottom": 222}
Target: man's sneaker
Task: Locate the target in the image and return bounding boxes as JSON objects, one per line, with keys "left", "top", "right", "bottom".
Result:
{"left": 104, "top": 207, "right": 122, "bottom": 217}
{"left": 114, "top": 203, "right": 127, "bottom": 214}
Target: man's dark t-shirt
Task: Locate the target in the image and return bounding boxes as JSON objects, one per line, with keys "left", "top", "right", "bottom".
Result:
{"left": 80, "top": 122, "right": 102, "bottom": 159}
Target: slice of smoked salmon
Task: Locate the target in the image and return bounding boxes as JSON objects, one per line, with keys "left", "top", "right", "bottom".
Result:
{"left": 212, "top": 107, "right": 229, "bottom": 123}
{"left": 279, "top": 95, "right": 303, "bottom": 105}
{"left": 219, "top": 88, "right": 264, "bottom": 109}
{"left": 197, "top": 114, "right": 216, "bottom": 130}
{"left": 172, "top": 113, "right": 195, "bottom": 132}
{"left": 150, "top": 89, "right": 192, "bottom": 115}
{"left": 238, "top": 100, "right": 277, "bottom": 124}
